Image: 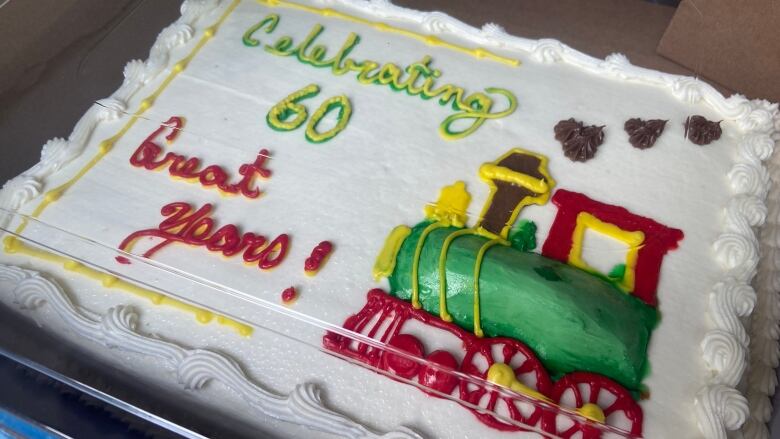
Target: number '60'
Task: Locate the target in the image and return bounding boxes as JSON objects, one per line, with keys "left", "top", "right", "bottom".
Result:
{"left": 266, "top": 84, "right": 352, "bottom": 143}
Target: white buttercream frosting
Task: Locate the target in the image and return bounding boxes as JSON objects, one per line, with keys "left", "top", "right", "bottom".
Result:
{"left": 709, "top": 279, "right": 756, "bottom": 346}
{"left": 701, "top": 329, "right": 748, "bottom": 387}
{"left": 0, "top": 0, "right": 779, "bottom": 437}
{"left": 695, "top": 384, "right": 750, "bottom": 439}
{"left": 0, "top": 263, "right": 422, "bottom": 439}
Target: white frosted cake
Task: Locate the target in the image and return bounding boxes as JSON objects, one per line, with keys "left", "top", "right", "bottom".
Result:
{"left": 2, "top": 1, "right": 779, "bottom": 438}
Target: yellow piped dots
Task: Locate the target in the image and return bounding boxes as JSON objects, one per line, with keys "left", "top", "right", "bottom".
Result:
{"left": 139, "top": 98, "right": 154, "bottom": 111}
{"left": 204, "top": 26, "right": 217, "bottom": 38}
{"left": 44, "top": 190, "right": 62, "bottom": 203}
{"left": 473, "top": 48, "right": 487, "bottom": 59}
{"left": 321, "top": 8, "right": 334, "bottom": 16}
{"left": 196, "top": 309, "right": 214, "bottom": 324}
{"left": 63, "top": 260, "right": 82, "bottom": 271}
{"left": 99, "top": 140, "right": 114, "bottom": 154}
{"left": 101, "top": 275, "right": 118, "bottom": 288}
{"left": 173, "top": 62, "right": 187, "bottom": 72}
{"left": 150, "top": 294, "right": 164, "bottom": 305}
{"left": 237, "top": 325, "right": 253, "bottom": 337}
{"left": 216, "top": 315, "right": 253, "bottom": 336}
{"left": 3, "top": 236, "right": 19, "bottom": 253}
{"left": 424, "top": 35, "right": 441, "bottom": 45}
{"left": 373, "top": 22, "right": 388, "bottom": 31}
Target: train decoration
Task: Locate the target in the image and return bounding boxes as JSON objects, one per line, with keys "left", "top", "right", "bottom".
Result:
{"left": 323, "top": 148, "right": 683, "bottom": 437}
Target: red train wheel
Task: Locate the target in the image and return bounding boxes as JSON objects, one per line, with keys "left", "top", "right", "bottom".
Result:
{"left": 418, "top": 350, "right": 459, "bottom": 396}
{"left": 380, "top": 334, "right": 425, "bottom": 380}
{"left": 542, "top": 372, "right": 643, "bottom": 439}
{"left": 459, "top": 338, "right": 552, "bottom": 431}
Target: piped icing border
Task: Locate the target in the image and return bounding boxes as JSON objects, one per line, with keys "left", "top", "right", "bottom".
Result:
{"left": 0, "top": 0, "right": 225, "bottom": 230}
{"left": 0, "top": 0, "right": 777, "bottom": 436}
{"left": 744, "top": 126, "right": 780, "bottom": 439}
{"left": 700, "top": 100, "right": 778, "bottom": 438}
{"left": 0, "top": 0, "right": 252, "bottom": 335}
{"left": 0, "top": 263, "right": 423, "bottom": 439}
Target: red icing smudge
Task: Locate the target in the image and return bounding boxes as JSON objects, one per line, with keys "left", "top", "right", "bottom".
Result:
{"left": 304, "top": 241, "right": 334, "bottom": 274}
{"left": 115, "top": 256, "right": 131, "bottom": 265}
{"left": 281, "top": 286, "right": 298, "bottom": 304}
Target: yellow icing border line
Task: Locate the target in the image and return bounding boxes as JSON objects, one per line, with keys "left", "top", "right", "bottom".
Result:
{"left": 3, "top": 0, "right": 252, "bottom": 337}
{"left": 257, "top": 0, "right": 521, "bottom": 67}
{"left": 3, "top": 237, "right": 252, "bottom": 336}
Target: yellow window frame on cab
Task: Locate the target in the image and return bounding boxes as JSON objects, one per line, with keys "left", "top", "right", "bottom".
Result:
{"left": 568, "top": 212, "right": 645, "bottom": 293}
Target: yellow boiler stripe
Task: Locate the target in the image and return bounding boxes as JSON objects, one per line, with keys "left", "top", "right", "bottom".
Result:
{"left": 472, "top": 238, "right": 506, "bottom": 338}
{"left": 436, "top": 228, "right": 473, "bottom": 322}
{"left": 256, "top": 0, "right": 521, "bottom": 67}
{"left": 410, "top": 221, "right": 444, "bottom": 309}
{"left": 4, "top": 0, "right": 251, "bottom": 336}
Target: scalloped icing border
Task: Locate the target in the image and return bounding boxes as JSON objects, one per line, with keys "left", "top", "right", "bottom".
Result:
{"left": 0, "top": 0, "right": 778, "bottom": 437}
{"left": 0, "top": 263, "right": 422, "bottom": 439}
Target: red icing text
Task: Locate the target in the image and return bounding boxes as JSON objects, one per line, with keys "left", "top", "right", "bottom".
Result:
{"left": 304, "top": 241, "right": 334, "bottom": 275}
{"left": 118, "top": 202, "right": 290, "bottom": 270}
{"left": 281, "top": 286, "right": 298, "bottom": 304}
{"left": 129, "top": 117, "right": 272, "bottom": 199}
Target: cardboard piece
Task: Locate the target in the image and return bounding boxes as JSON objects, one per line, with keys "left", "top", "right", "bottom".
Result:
{"left": 658, "top": 0, "right": 780, "bottom": 102}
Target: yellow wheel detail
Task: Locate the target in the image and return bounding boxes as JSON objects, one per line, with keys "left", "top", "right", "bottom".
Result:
{"left": 577, "top": 403, "right": 606, "bottom": 424}
{"left": 486, "top": 363, "right": 551, "bottom": 403}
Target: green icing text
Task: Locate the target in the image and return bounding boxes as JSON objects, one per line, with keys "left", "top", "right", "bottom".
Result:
{"left": 243, "top": 13, "right": 517, "bottom": 140}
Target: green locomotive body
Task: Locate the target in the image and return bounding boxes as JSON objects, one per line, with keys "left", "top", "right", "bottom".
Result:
{"left": 388, "top": 220, "right": 658, "bottom": 392}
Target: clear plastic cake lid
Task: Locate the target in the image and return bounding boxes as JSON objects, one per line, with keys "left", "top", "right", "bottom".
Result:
{"left": 2, "top": 1, "right": 737, "bottom": 438}
{"left": 0, "top": 209, "right": 639, "bottom": 439}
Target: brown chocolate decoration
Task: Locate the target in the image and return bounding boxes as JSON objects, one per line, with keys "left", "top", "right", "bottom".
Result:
{"left": 477, "top": 151, "right": 546, "bottom": 238}
{"left": 684, "top": 115, "right": 722, "bottom": 145}
{"left": 624, "top": 118, "right": 667, "bottom": 149}
{"left": 554, "top": 118, "right": 605, "bottom": 162}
